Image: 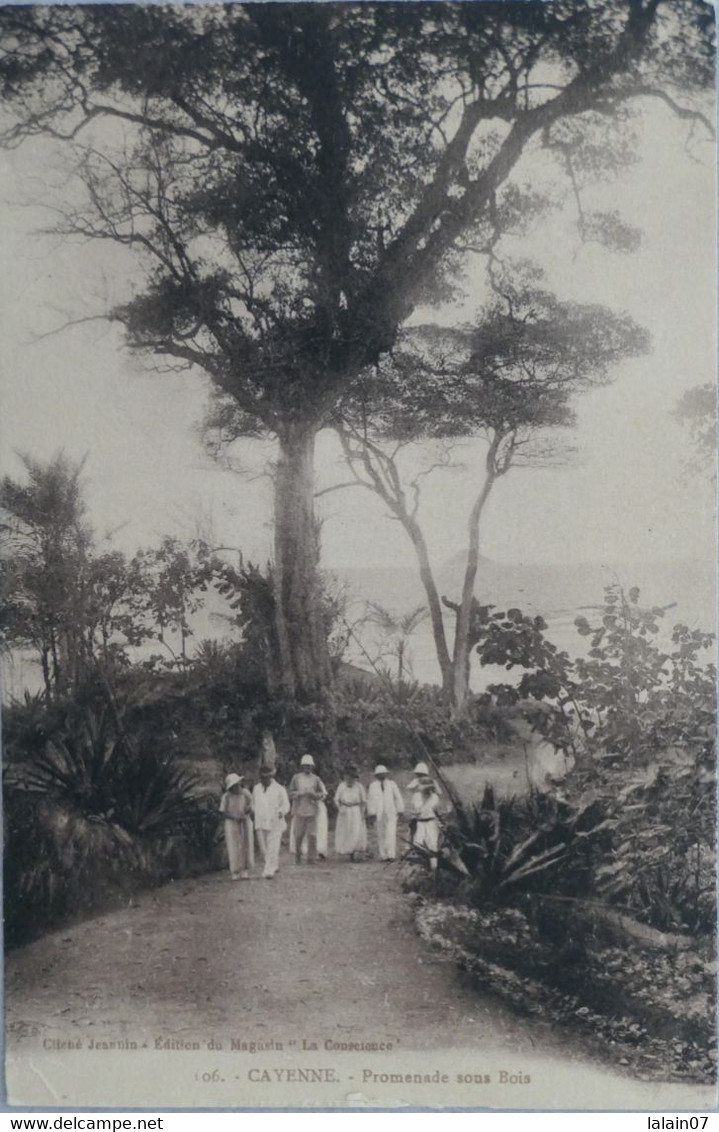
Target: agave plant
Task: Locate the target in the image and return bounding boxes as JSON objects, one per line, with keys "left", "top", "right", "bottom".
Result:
{"left": 16, "top": 703, "right": 211, "bottom": 836}
{"left": 5, "top": 700, "right": 216, "bottom": 944}
{"left": 2, "top": 689, "right": 67, "bottom": 764}
{"left": 19, "top": 707, "right": 120, "bottom": 818}
{"left": 105, "top": 744, "right": 209, "bottom": 840}
{"left": 4, "top": 782, "right": 144, "bottom": 947}
{"left": 440, "top": 783, "right": 613, "bottom": 904}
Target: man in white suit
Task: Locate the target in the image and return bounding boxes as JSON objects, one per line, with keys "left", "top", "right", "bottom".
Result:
{"left": 252, "top": 767, "right": 290, "bottom": 878}
{"left": 366, "top": 765, "right": 404, "bottom": 861}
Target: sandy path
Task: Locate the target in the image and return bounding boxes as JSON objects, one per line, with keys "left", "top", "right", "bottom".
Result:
{"left": 8, "top": 854, "right": 570, "bottom": 1058}
{"left": 8, "top": 855, "right": 717, "bottom": 1111}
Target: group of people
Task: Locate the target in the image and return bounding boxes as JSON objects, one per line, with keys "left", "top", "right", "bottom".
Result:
{"left": 219, "top": 755, "right": 442, "bottom": 881}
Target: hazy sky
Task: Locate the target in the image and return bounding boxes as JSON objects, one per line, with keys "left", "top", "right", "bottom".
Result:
{"left": 0, "top": 98, "right": 715, "bottom": 574}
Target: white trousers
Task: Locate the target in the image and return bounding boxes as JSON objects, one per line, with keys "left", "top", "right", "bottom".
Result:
{"left": 290, "top": 805, "right": 328, "bottom": 859}
{"left": 257, "top": 827, "right": 283, "bottom": 876}
{"left": 377, "top": 814, "right": 398, "bottom": 860}
{"left": 413, "top": 818, "right": 440, "bottom": 854}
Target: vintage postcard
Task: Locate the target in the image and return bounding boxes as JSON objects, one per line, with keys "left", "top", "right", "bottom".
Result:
{"left": 1, "top": 0, "right": 716, "bottom": 1112}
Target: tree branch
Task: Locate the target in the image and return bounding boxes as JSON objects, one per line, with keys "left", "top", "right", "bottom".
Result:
{"left": 26, "top": 312, "right": 114, "bottom": 344}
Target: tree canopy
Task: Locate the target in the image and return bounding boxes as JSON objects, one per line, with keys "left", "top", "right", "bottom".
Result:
{"left": 1, "top": 1, "right": 711, "bottom": 423}
{"left": 1, "top": 0, "right": 713, "bottom": 695}
{"left": 328, "top": 268, "right": 649, "bottom": 709}
{"left": 336, "top": 265, "right": 650, "bottom": 441}
{"left": 673, "top": 383, "right": 717, "bottom": 478}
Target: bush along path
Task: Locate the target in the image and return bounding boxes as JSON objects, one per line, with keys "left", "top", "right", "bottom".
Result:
{"left": 414, "top": 899, "right": 716, "bottom": 1086}
{"left": 404, "top": 583, "right": 717, "bottom": 1090}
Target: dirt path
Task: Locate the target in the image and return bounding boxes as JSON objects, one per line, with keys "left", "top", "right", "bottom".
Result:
{"left": 8, "top": 855, "right": 717, "bottom": 1110}
{"left": 8, "top": 855, "right": 574, "bottom": 1058}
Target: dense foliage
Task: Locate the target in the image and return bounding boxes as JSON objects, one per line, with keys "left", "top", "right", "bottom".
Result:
{"left": 673, "top": 382, "right": 717, "bottom": 478}
{"left": 4, "top": 703, "right": 218, "bottom": 946}
{"left": 404, "top": 584, "right": 716, "bottom": 1081}
{"left": 476, "top": 584, "right": 715, "bottom": 766}
{"left": 0, "top": 454, "right": 234, "bottom": 697}
{"left": 417, "top": 585, "right": 715, "bottom": 937}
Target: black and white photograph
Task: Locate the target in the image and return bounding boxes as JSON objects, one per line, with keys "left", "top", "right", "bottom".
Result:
{"left": 0, "top": 0, "right": 716, "bottom": 1111}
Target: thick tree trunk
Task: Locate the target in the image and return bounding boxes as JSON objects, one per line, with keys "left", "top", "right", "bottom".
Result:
{"left": 274, "top": 424, "right": 332, "bottom": 698}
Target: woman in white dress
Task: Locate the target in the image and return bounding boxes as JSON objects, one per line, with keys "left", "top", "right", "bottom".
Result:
{"left": 333, "top": 765, "right": 367, "bottom": 860}
{"left": 219, "top": 772, "right": 254, "bottom": 879}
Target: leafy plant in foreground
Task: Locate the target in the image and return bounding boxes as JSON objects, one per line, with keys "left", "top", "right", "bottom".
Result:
{"left": 473, "top": 585, "right": 716, "bottom": 933}
{"left": 439, "top": 783, "right": 612, "bottom": 905}
{"left": 4, "top": 702, "right": 217, "bottom": 944}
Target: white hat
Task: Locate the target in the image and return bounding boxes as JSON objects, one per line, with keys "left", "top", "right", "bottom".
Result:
{"left": 374, "top": 764, "right": 389, "bottom": 775}
{"left": 300, "top": 754, "right": 315, "bottom": 767}
{"left": 413, "top": 761, "right": 429, "bottom": 775}
{"left": 259, "top": 766, "right": 276, "bottom": 776}
{"left": 225, "top": 772, "right": 244, "bottom": 789}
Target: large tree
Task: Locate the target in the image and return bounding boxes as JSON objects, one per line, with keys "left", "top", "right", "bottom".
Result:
{"left": 331, "top": 271, "right": 649, "bottom": 712}
{"left": 0, "top": 1, "right": 713, "bottom": 697}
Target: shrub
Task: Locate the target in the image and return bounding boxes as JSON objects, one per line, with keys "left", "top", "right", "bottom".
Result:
{"left": 472, "top": 585, "right": 716, "bottom": 935}
{"left": 593, "top": 756, "right": 715, "bottom": 934}
{"left": 436, "top": 783, "right": 612, "bottom": 907}
{"left": 477, "top": 584, "right": 716, "bottom": 768}
{"left": 4, "top": 703, "right": 217, "bottom": 945}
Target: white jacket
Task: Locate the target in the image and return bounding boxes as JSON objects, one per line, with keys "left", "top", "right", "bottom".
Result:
{"left": 252, "top": 780, "right": 290, "bottom": 832}
{"left": 367, "top": 778, "right": 404, "bottom": 821}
